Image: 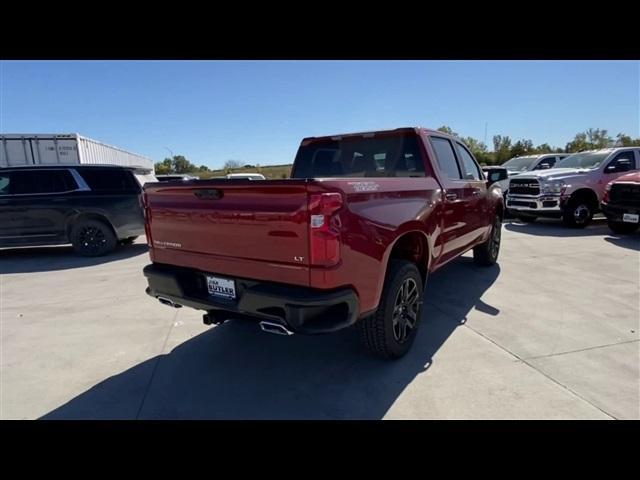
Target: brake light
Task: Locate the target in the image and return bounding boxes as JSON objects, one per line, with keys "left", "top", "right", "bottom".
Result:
{"left": 141, "top": 192, "right": 153, "bottom": 248}
{"left": 308, "top": 192, "right": 343, "bottom": 266}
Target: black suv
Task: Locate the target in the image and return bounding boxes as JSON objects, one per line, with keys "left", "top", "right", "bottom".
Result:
{"left": 0, "top": 165, "right": 146, "bottom": 256}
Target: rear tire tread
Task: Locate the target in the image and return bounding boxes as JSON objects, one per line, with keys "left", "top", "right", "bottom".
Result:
{"left": 358, "top": 260, "right": 423, "bottom": 359}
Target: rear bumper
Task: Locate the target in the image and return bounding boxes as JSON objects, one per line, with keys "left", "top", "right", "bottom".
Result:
{"left": 601, "top": 201, "right": 640, "bottom": 221}
{"left": 143, "top": 263, "right": 359, "bottom": 334}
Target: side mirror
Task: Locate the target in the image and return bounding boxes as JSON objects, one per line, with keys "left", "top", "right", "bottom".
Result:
{"left": 484, "top": 169, "right": 508, "bottom": 187}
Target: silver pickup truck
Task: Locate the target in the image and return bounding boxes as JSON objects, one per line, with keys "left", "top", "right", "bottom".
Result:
{"left": 497, "top": 153, "right": 569, "bottom": 192}
{"left": 506, "top": 147, "right": 640, "bottom": 227}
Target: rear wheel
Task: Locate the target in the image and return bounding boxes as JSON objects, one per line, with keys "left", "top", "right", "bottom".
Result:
{"left": 70, "top": 219, "right": 117, "bottom": 257}
{"left": 358, "top": 260, "right": 424, "bottom": 359}
{"left": 474, "top": 215, "right": 501, "bottom": 266}
{"left": 608, "top": 220, "right": 639, "bottom": 235}
{"left": 562, "top": 197, "right": 594, "bottom": 228}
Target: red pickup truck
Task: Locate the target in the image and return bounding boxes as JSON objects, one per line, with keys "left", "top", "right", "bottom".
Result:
{"left": 142, "top": 128, "right": 504, "bottom": 358}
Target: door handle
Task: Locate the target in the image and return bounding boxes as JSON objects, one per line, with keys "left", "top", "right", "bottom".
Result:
{"left": 445, "top": 193, "right": 457, "bottom": 201}
{"left": 472, "top": 190, "right": 482, "bottom": 197}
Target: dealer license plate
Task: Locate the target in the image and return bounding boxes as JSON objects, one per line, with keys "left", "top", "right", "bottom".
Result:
{"left": 206, "top": 275, "right": 236, "bottom": 299}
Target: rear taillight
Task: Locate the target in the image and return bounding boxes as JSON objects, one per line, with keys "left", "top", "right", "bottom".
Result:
{"left": 141, "top": 192, "right": 153, "bottom": 248}
{"left": 308, "top": 192, "right": 343, "bottom": 266}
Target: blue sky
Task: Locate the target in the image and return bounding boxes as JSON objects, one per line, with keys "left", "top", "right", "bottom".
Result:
{"left": 1, "top": 60, "right": 638, "bottom": 168}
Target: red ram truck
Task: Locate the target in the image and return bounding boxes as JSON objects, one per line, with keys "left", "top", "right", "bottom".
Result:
{"left": 142, "top": 128, "right": 504, "bottom": 358}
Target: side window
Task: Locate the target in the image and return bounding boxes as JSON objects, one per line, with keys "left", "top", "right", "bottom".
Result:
{"left": 455, "top": 143, "right": 482, "bottom": 180}
{"left": 0, "top": 173, "right": 10, "bottom": 195}
{"left": 9, "top": 170, "right": 76, "bottom": 195}
{"left": 536, "top": 157, "right": 556, "bottom": 170}
{"left": 78, "top": 168, "right": 140, "bottom": 193}
{"left": 606, "top": 151, "right": 636, "bottom": 173}
{"left": 429, "top": 137, "right": 462, "bottom": 180}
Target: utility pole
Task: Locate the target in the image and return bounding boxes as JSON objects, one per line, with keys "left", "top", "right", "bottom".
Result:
{"left": 164, "top": 146, "right": 174, "bottom": 159}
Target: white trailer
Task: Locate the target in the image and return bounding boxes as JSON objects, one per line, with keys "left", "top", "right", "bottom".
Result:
{"left": 1, "top": 133, "right": 157, "bottom": 184}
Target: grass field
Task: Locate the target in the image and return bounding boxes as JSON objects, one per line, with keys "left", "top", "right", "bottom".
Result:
{"left": 196, "top": 164, "right": 292, "bottom": 180}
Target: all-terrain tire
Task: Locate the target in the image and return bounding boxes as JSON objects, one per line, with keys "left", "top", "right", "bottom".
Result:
{"left": 358, "top": 260, "right": 424, "bottom": 359}
{"left": 474, "top": 215, "right": 502, "bottom": 266}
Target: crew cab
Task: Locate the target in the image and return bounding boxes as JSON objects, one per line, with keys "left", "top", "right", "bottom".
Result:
{"left": 601, "top": 171, "right": 640, "bottom": 234}
{"left": 506, "top": 147, "right": 640, "bottom": 227}
{"left": 0, "top": 165, "right": 145, "bottom": 255}
{"left": 142, "top": 128, "right": 504, "bottom": 358}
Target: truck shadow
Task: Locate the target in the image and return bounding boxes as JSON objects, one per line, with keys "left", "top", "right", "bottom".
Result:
{"left": 504, "top": 217, "right": 609, "bottom": 237}
{"left": 604, "top": 234, "right": 640, "bottom": 251}
{"left": 0, "top": 243, "right": 148, "bottom": 274}
{"left": 41, "top": 257, "right": 500, "bottom": 420}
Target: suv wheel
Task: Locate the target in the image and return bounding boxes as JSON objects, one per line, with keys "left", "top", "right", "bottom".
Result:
{"left": 358, "top": 260, "right": 424, "bottom": 359}
{"left": 474, "top": 215, "right": 501, "bottom": 266}
{"left": 70, "top": 219, "right": 117, "bottom": 256}
{"left": 608, "top": 220, "right": 639, "bottom": 235}
{"left": 562, "top": 197, "right": 594, "bottom": 228}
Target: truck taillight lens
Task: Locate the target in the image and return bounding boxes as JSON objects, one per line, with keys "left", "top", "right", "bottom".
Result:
{"left": 142, "top": 192, "right": 153, "bottom": 248}
{"left": 309, "top": 192, "right": 343, "bottom": 266}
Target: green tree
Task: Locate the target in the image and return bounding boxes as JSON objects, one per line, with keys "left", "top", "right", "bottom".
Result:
{"left": 566, "top": 128, "right": 613, "bottom": 152}
{"left": 493, "top": 135, "right": 512, "bottom": 164}
{"left": 172, "top": 155, "right": 196, "bottom": 173}
{"left": 462, "top": 136, "right": 493, "bottom": 165}
{"left": 198, "top": 165, "right": 210, "bottom": 172}
{"left": 510, "top": 139, "right": 534, "bottom": 158}
{"left": 615, "top": 133, "right": 640, "bottom": 146}
{"left": 586, "top": 128, "right": 612, "bottom": 149}
{"left": 154, "top": 158, "right": 174, "bottom": 174}
{"left": 437, "top": 125, "right": 459, "bottom": 137}
{"left": 565, "top": 132, "right": 588, "bottom": 152}
{"left": 535, "top": 143, "right": 553, "bottom": 153}
{"left": 154, "top": 155, "right": 197, "bottom": 174}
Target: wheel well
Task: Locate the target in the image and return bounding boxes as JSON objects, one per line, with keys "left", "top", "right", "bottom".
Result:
{"left": 570, "top": 188, "right": 599, "bottom": 209}
{"left": 387, "top": 232, "right": 428, "bottom": 283}
{"left": 66, "top": 213, "right": 117, "bottom": 239}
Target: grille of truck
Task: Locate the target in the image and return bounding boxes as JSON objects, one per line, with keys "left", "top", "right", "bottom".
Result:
{"left": 610, "top": 183, "right": 640, "bottom": 207}
{"left": 509, "top": 179, "right": 540, "bottom": 196}
{"left": 508, "top": 200, "right": 537, "bottom": 209}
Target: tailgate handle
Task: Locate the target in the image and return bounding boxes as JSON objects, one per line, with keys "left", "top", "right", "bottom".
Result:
{"left": 193, "top": 189, "right": 222, "bottom": 200}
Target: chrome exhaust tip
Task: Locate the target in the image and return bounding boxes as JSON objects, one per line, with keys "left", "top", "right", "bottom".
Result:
{"left": 259, "top": 321, "right": 294, "bottom": 336}
{"left": 157, "top": 296, "right": 182, "bottom": 308}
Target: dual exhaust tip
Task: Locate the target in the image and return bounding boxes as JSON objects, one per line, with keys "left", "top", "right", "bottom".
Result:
{"left": 259, "top": 321, "right": 294, "bottom": 336}
{"left": 156, "top": 297, "right": 294, "bottom": 335}
{"left": 157, "top": 296, "right": 182, "bottom": 308}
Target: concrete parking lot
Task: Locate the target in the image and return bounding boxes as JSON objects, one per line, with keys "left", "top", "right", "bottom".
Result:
{"left": 1, "top": 217, "right": 638, "bottom": 419}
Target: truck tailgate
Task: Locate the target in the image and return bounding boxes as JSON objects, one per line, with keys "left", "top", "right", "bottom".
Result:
{"left": 144, "top": 180, "right": 311, "bottom": 286}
